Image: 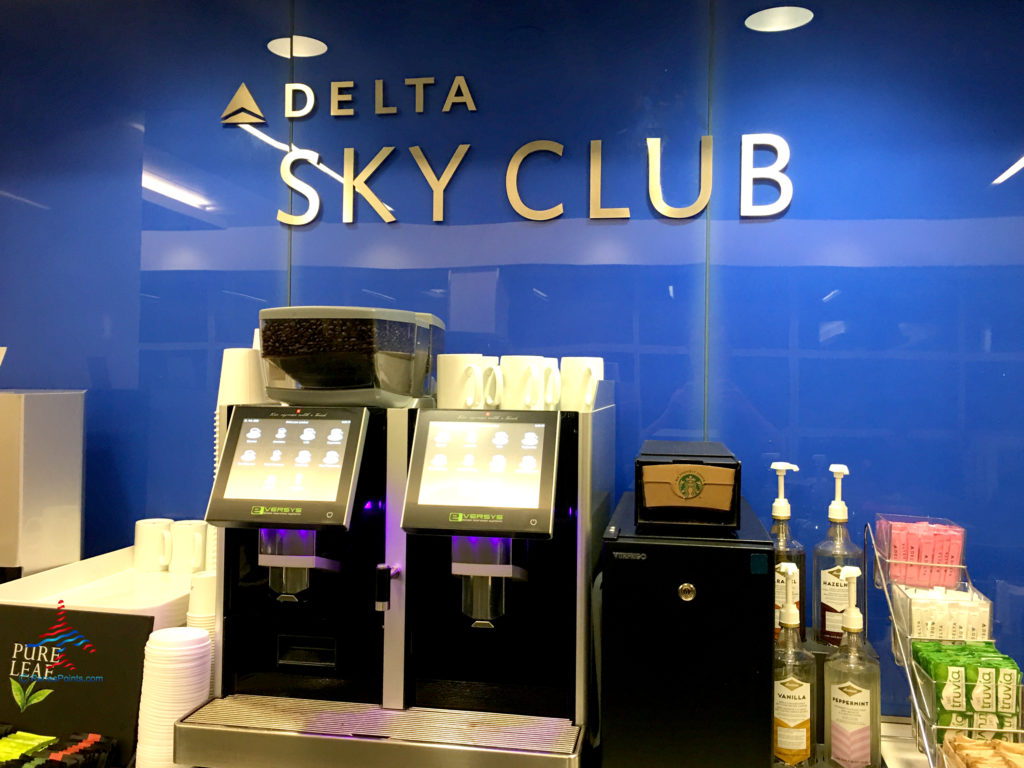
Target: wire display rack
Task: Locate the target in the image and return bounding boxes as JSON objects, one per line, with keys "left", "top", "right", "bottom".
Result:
{"left": 866, "top": 524, "right": 1023, "bottom": 768}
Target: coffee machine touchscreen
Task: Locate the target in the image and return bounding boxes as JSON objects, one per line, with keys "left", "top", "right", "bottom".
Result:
{"left": 223, "top": 416, "right": 352, "bottom": 502}
{"left": 403, "top": 410, "right": 559, "bottom": 536}
{"left": 418, "top": 421, "right": 546, "bottom": 508}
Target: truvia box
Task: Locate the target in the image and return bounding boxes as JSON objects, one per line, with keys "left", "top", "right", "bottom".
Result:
{"left": 634, "top": 441, "right": 742, "bottom": 531}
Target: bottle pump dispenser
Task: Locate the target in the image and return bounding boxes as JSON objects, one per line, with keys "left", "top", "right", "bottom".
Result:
{"left": 771, "top": 462, "right": 799, "bottom": 521}
{"left": 827, "top": 465, "right": 849, "bottom": 523}
{"left": 770, "top": 461, "right": 805, "bottom": 639}
{"left": 778, "top": 562, "right": 800, "bottom": 627}
{"left": 839, "top": 566, "right": 862, "bottom": 632}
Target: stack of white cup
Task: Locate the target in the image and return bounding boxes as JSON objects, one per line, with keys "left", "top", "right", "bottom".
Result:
{"left": 186, "top": 571, "right": 218, "bottom": 695}
{"left": 136, "top": 627, "right": 212, "bottom": 768}
{"left": 436, "top": 353, "right": 604, "bottom": 412}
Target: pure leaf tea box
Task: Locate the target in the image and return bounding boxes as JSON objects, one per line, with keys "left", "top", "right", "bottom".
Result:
{"left": 0, "top": 603, "right": 152, "bottom": 767}
{"left": 635, "top": 441, "right": 742, "bottom": 530}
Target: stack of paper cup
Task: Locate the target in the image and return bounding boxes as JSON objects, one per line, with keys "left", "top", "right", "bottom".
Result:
{"left": 204, "top": 524, "right": 220, "bottom": 576}
{"left": 136, "top": 627, "right": 212, "bottom": 768}
{"left": 186, "top": 571, "right": 218, "bottom": 695}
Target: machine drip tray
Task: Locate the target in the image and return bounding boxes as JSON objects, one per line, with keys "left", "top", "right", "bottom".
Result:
{"left": 175, "top": 695, "right": 582, "bottom": 768}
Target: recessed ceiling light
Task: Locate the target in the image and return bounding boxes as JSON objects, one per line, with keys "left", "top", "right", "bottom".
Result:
{"left": 745, "top": 6, "right": 814, "bottom": 32}
{"left": 267, "top": 35, "right": 328, "bottom": 58}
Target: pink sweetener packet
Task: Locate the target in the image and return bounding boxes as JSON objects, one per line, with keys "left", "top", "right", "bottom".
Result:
{"left": 945, "top": 526, "right": 965, "bottom": 588}
{"left": 933, "top": 528, "right": 952, "bottom": 589}
{"left": 905, "top": 523, "right": 926, "bottom": 587}
{"left": 891, "top": 524, "right": 908, "bottom": 583}
{"left": 919, "top": 524, "right": 936, "bottom": 587}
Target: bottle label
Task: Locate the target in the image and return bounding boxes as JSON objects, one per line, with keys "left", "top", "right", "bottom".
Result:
{"left": 941, "top": 666, "right": 966, "bottom": 712}
{"left": 774, "top": 568, "right": 801, "bottom": 632}
{"left": 998, "top": 668, "right": 1019, "bottom": 714}
{"left": 774, "top": 676, "right": 812, "bottom": 765}
{"left": 820, "top": 567, "right": 848, "bottom": 645}
{"left": 830, "top": 680, "right": 872, "bottom": 768}
{"left": 971, "top": 667, "right": 997, "bottom": 713}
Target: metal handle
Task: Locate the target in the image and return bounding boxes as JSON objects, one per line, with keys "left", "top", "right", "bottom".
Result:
{"left": 375, "top": 564, "right": 401, "bottom": 612}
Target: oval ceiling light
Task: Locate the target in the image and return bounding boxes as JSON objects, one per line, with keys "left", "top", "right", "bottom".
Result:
{"left": 267, "top": 35, "right": 328, "bottom": 58}
{"left": 744, "top": 6, "right": 814, "bottom": 32}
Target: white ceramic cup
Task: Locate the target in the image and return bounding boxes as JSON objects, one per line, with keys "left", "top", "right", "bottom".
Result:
{"left": 134, "top": 518, "right": 173, "bottom": 572}
{"left": 499, "top": 355, "right": 560, "bottom": 410}
{"left": 169, "top": 520, "right": 207, "bottom": 574}
{"left": 559, "top": 357, "right": 604, "bottom": 412}
{"left": 480, "top": 356, "right": 503, "bottom": 408}
{"left": 437, "top": 354, "right": 502, "bottom": 409}
{"left": 542, "top": 358, "right": 562, "bottom": 410}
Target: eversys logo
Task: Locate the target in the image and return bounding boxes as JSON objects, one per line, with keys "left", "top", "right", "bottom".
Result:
{"left": 221, "top": 71, "right": 795, "bottom": 226}
{"left": 449, "top": 512, "right": 503, "bottom": 523}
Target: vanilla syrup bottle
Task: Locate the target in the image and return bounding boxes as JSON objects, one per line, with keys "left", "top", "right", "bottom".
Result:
{"left": 774, "top": 562, "right": 816, "bottom": 768}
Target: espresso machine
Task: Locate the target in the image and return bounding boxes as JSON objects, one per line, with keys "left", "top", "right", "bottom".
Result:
{"left": 176, "top": 304, "right": 614, "bottom": 768}
{"left": 176, "top": 306, "right": 442, "bottom": 765}
{"left": 391, "top": 393, "right": 615, "bottom": 766}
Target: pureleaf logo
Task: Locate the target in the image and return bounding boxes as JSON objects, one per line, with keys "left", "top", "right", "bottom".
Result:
{"left": 9, "top": 600, "right": 100, "bottom": 713}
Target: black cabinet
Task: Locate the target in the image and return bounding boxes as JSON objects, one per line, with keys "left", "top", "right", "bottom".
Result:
{"left": 600, "top": 493, "right": 774, "bottom": 768}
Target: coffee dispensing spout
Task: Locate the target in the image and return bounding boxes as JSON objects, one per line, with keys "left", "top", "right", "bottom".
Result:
{"left": 451, "top": 536, "right": 527, "bottom": 627}
{"left": 258, "top": 528, "right": 340, "bottom": 601}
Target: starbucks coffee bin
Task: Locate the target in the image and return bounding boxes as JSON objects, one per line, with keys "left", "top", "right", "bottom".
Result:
{"left": 634, "top": 441, "right": 741, "bottom": 531}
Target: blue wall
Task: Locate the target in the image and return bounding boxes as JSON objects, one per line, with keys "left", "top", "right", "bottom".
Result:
{"left": 3, "top": 0, "right": 1024, "bottom": 715}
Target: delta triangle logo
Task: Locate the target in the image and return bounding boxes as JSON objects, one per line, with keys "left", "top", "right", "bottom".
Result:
{"left": 221, "top": 83, "right": 266, "bottom": 125}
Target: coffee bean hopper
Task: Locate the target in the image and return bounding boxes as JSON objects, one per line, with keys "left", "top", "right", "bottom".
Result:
{"left": 258, "top": 306, "right": 445, "bottom": 407}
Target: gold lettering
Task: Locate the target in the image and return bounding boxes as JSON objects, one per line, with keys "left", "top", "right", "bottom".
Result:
{"left": 277, "top": 149, "right": 322, "bottom": 226}
{"left": 647, "top": 136, "right": 712, "bottom": 218}
{"left": 331, "top": 81, "right": 354, "bottom": 116}
{"left": 410, "top": 144, "right": 470, "bottom": 221}
{"left": 505, "top": 140, "right": 564, "bottom": 221}
{"left": 343, "top": 146, "right": 396, "bottom": 223}
{"left": 285, "top": 83, "right": 315, "bottom": 118}
{"left": 405, "top": 77, "right": 435, "bottom": 113}
{"left": 442, "top": 75, "right": 477, "bottom": 112}
{"left": 589, "top": 140, "right": 630, "bottom": 219}
{"left": 375, "top": 79, "right": 397, "bottom": 115}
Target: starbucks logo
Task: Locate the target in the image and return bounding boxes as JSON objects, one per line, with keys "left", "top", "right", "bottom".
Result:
{"left": 676, "top": 472, "right": 704, "bottom": 499}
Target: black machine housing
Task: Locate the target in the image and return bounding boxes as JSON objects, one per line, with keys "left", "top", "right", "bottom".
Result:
{"left": 401, "top": 410, "right": 581, "bottom": 720}
{"left": 212, "top": 407, "right": 388, "bottom": 703}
